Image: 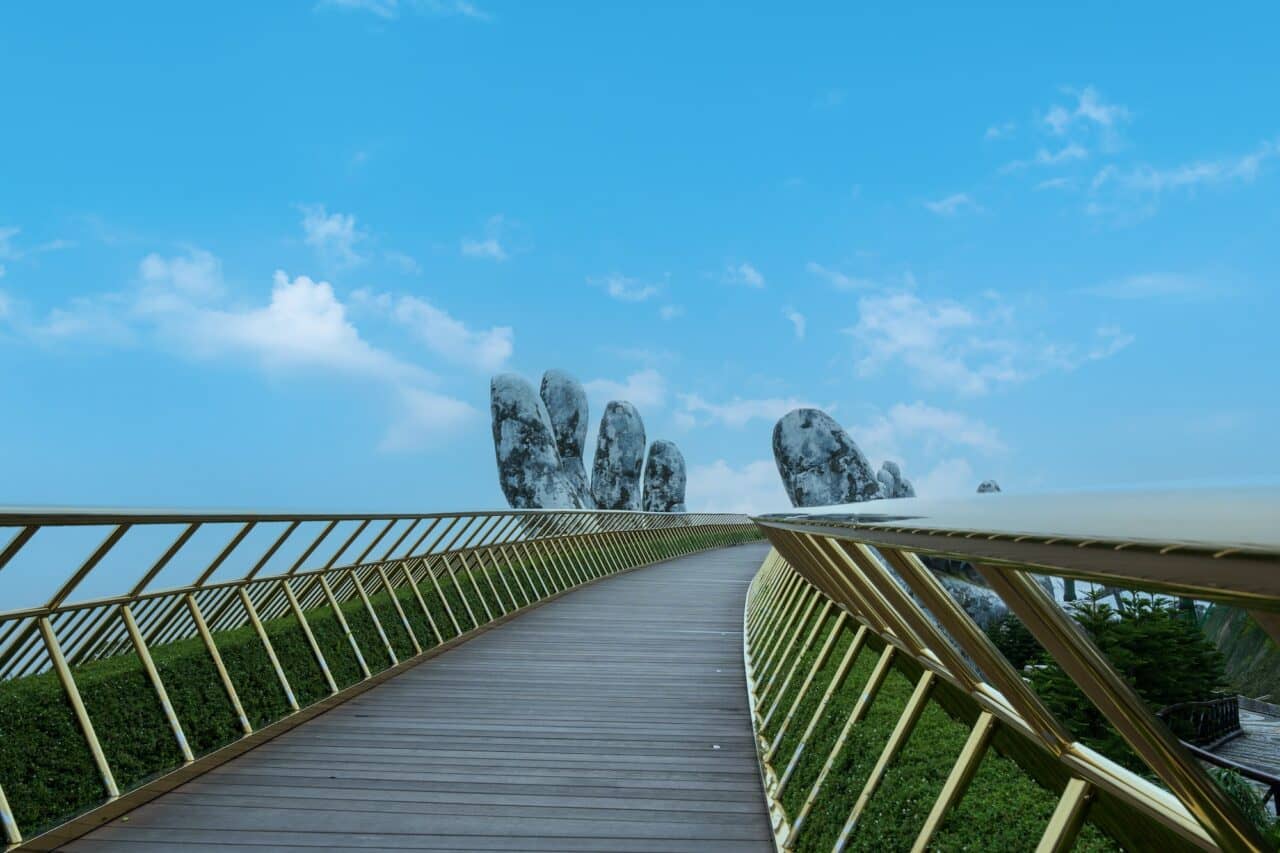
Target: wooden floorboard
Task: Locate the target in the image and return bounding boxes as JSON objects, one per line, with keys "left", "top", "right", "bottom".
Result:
{"left": 64, "top": 543, "right": 774, "bottom": 852}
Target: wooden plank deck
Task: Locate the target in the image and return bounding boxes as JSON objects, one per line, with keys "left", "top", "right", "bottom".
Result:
{"left": 64, "top": 543, "right": 774, "bottom": 852}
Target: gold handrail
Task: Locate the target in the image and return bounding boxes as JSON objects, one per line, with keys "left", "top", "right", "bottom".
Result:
{"left": 747, "top": 500, "right": 1279, "bottom": 853}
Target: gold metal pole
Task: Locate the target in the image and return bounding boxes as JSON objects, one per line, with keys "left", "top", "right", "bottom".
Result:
{"left": 976, "top": 562, "right": 1267, "bottom": 852}
{"left": 236, "top": 587, "right": 299, "bottom": 711}
{"left": 318, "top": 575, "right": 372, "bottom": 678}
{"left": 786, "top": 643, "right": 896, "bottom": 847}
{"left": 399, "top": 563, "right": 446, "bottom": 645}
{"left": 911, "top": 711, "right": 997, "bottom": 853}
{"left": 347, "top": 569, "right": 399, "bottom": 664}
{"left": 833, "top": 670, "right": 937, "bottom": 851}
{"left": 0, "top": 780, "right": 20, "bottom": 845}
{"left": 38, "top": 617, "right": 120, "bottom": 798}
{"left": 280, "top": 579, "right": 339, "bottom": 695}
{"left": 375, "top": 566, "right": 423, "bottom": 655}
{"left": 1036, "top": 778, "right": 1094, "bottom": 853}
{"left": 120, "top": 604, "right": 195, "bottom": 762}
{"left": 764, "top": 610, "right": 847, "bottom": 755}
{"left": 418, "top": 558, "right": 463, "bottom": 637}
{"left": 185, "top": 594, "right": 252, "bottom": 735}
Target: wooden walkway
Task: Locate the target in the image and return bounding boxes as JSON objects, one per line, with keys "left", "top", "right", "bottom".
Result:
{"left": 65, "top": 543, "right": 774, "bottom": 852}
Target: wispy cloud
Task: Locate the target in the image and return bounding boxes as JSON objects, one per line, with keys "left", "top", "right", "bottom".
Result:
{"left": 659, "top": 304, "right": 684, "bottom": 320}
{"left": 684, "top": 459, "right": 789, "bottom": 514}
{"left": 0, "top": 226, "right": 75, "bottom": 262}
{"left": 584, "top": 369, "right": 666, "bottom": 408}
{"left": 783, "top": 307, "right": 805, "bottom": 339}
{"left": 924, "top": 193, "right": 981, "bottom": 216}
{"left": 460, "top": 214, "right": 510, "bottom": 261}
{"left": 1093, "top": 139, "right": 1276, "bottom": 194}
{"left": 856, "top": 401, "right": 1005, "bottom": 459}
{"left": 677, "top": 393, "right": 823, "bottom": 429}
{"left": 317, "top": 0, "right": 490, "bottom": 20}
{"left": 299, "top": 204, "right": 364, "bottom": 267}
{"left": 1084, "top": 272, "right": 1214, "bottom": 301}
{"left": 1002, "top": 143, "right": 1088, "bottom": 173}
{"left": 806, "top": 261, "right": 875, "bottom": 291}
{"left": 984, "top": 121, "right": 1015, "bottom": 141}
{"left": 353, "top": 289, "right": 513, "bottom": 370}
{"left": 844, "top": 289, "right": 1132, "bottom": 395}
{"left": 1043, "top": 86, "right": 1129, "bottom": 136}
{"left": 723, "top": 262, "right": 765, "bottom": 288}
{"left": 593, "top": 273, "right": 662, "bottom": 302}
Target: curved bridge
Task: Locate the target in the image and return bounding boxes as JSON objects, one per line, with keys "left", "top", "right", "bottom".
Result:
{"left": 2, "top": 498, "right": 1279, "bottom": 852}
{"left": 63, "top": 543, "right": 775, "bottom": 852}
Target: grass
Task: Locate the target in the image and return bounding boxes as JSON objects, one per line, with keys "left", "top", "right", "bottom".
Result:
{"left": 0, "top": 524, "right": 762, "bottom": 837}
{"left": 759, "top": 612, "right": 1121, "bottom": 851}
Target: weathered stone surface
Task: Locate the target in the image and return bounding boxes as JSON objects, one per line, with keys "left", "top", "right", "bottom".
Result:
{"left": 540, "top": 369, "right": 594, "bottom": 508}
{"left": 876, "top": 461, "right": 916, "bottom": 499}
{"left": 772, "top": 408, "right": 879, "bottom": 507}
{"left": 937, "top": 574, "right": 1009, "bottom": 629}
{"left": 643, "top": 440, "right": 687, "bottom": 512}
{"left": 977, "top": 480, "right": 1002, "bottom": 494}
{"left": 490, "top": 374, "right": 583, "bottom": 509}
{"left": 591, "top": 401, "right": 647, "bottom": 510}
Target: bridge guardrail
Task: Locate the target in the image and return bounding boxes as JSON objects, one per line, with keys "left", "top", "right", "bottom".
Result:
{"left": 745, "top": 491, "right": 1280, "bottom": 852}
{"left": 0, "top": 507, "right": 760, "bottom": 850}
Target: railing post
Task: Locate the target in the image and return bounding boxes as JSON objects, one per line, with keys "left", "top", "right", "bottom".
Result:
{"left": 185, "top": 593, "right": 253, "bottom": 735}
{"left": 280, "top": 578, "right": 339, "bottom": 695}
{"left": 317, "top": 575, "right": 372, "bottom": 678}
{"left": 120, "top": 604, "right": 196, "bottom": 762}
{"left": 38, "top": 617, "right": 120, "bottom": 799}
{"left": 237, "top": 587, "right": 299, "bottom": 711}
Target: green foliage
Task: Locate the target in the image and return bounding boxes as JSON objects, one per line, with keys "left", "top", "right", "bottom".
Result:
{"left": 1028, "top": 590, "right": 1228, "bottom": 770}
{"left": 765, "top": 624, "right": 1119, "bottom": 851}
{"left": 984, "top": 610, "right": 1042, "bottom": 670}
{"left": 0, "top": 525, "right": 755, "bottom": 837}
{"left": 1202, "top": 604, "right": 1280, "bottom": 701}
{"left": 1209, "top": 768, "right": 1280, "bottom": 848}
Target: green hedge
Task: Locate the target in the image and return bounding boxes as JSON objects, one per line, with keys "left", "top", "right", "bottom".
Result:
{"left": 0, "top": 525, "right": 758, "bottom": 837}
{"left": 763, "top": 620, "right": 1120, "bottom": 851}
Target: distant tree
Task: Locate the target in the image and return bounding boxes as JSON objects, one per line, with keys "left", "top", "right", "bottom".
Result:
{"left": 984, "top": 589, "right": 1228, "bottom": 772}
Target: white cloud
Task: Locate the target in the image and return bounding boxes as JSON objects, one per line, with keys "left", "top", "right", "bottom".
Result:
{"left": 594, "top": 273, "right": 661, "bottom": 302}
{"left": 1044, "top": 86, "right": 1129, "bottom": 135}
{"left": 0, "top": 227, "right": 18, "bottom": 260}
{"left": 659, "top": 304, "right": 684, "bottom": 320}
{"left": 924, "top": 193, "right": 981, "bottom": 216}
{"left": 460, "top": 214, "right": 511, "bottom": 261}
{"left": 784, "top": 307, "right": 805, "bottom": 339}
{"left": 845, "top": 289, "right": 1132, "bottom": 395}
{"left": 1093, "top": 140, "right": 1276, "bottom": 195}
{"left": 1085, "top": 273, "right": 1212, "bottom": 301}
{"left": 584, "top": 369, "right": 666, "bottom": 409}
{"left": 724, "top": 262, "right": 765, "bottom": 288}
{"left": 385, "top": 250, "right": 421, "bottom": 273}
{"left": 186, "top": 271, "right": 422, "bottom": 381}
{"left": 0, "top": 226, "right": 74, "bottom": 262}
{"left": 678, "top": 393, "right": 822, "bottom": 429}
{"left": 299, "top": 204, "right": 364, "bottom": 266}
{"left": 139, "top": 248, "right": 224, "bottom": 302}
{"left": 380, "top": 387, "right": 478, "bottom": 451}
{"left": 855, "top": 401, "right": 1005, "bottom": 462}
{"left": 913, "top": 457, "right": 978, "bottom": 498}
{"left": 318, "top": 0, "right": 490, "bottom": 19}
{"left": 389, "top": 293, "right": 512, "bottom": 370}
{"left": 1003, "top": 143, "right": 1088, "bottom": 173}
{"left": 460, "top": 237, "right": 505, "bottom": 260}
{"left": 806, "top": 261, "right": 875, "bottom": 291}
{"left": 685, "top": 459, "right": 790, "bottom": 514}
{"left": 1034, "top": 176, "right": 1076, "bottom": 192}
{"left": 985, "top": 121, "right": 1015, "bottom": 140}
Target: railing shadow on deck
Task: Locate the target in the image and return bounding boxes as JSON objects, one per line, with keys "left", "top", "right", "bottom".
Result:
{"left": 0, "top": 507, "right": 762, "bottom": 851}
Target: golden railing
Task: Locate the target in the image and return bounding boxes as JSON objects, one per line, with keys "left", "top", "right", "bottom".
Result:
{"left": 0, "top": 507, "right": 760, "bottom": 851}
{"left": 745, "top": 491, "right": 1280, "bottom": 852}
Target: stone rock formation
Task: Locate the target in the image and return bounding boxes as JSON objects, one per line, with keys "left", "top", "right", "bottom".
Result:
{"left": 539, "top": 369, "right": 594, "bottom": 508}
{"left": 772, "top": 408, "right": 879, "bottom": 507}
{"left": 490, "top": 374, "right": 583, "bottom": 509}
{"left": 876, "top": 461, "right": 916, "bottom": 499}
{"left": 643, "top": 440, "right": 687, "bottom": 512}
{"left": 591, "top": 401, "right": 647, "bottom": 510}
{"left": 977, "top": 480, "right": 1001, "bottom": 493}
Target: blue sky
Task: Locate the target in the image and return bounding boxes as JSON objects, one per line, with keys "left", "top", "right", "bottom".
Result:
{"left": 2, "top": 1, "right": 1278, "bottom": 515}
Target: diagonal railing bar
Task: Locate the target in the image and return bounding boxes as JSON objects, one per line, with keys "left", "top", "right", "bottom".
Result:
{"left": 0, "top": 507, "right": 760, "bottom": 853}
{"left": 747, "top": 499, "right": 1279, "bottom": 853}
